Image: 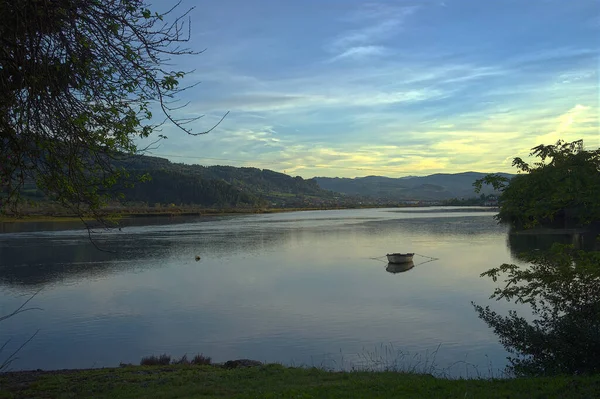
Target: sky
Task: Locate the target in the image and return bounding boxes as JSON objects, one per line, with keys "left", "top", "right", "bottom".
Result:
{"left": 141, "top": 0, "right": 599, "bottom": 178}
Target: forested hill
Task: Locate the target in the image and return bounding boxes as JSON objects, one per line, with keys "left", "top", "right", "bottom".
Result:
{"left": 113, "top": 155, "right": 336, "bottom": 207}
{"left": 18, "top": 155, "right": 513, "bottom": 209}
{"left": 315, "top": 172, "right": 514, "bottom": 201}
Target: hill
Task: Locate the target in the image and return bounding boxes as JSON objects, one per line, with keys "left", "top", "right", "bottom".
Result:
{"left": 13, "top": 155, "right": 514, "bottom": 214}
{"left": 111, "top": 155, "right": 338, "bottom": 208}
{"left": 12, "top": 155, "right": 343, "bottom": 212}
{"left": 107, "top": 156, "right": 335, "bottom": 207}
{"left": 314, "top": 172, "right": 514, "bottom": 201}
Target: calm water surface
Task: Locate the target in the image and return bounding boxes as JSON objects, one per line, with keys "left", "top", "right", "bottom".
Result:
{"left": 1, "top": 207, "right": 527, "bottom": 376}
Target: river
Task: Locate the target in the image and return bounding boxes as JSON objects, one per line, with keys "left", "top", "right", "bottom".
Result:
{"left": 0, "top": 207, "right": 529, "bottom": 377}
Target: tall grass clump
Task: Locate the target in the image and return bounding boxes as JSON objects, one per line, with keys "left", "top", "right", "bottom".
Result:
{"left": 140, "top": 354, "right": 171, "bottom": 366}
{"left": 140, "top": 353, "right": 212, "bottom": 366}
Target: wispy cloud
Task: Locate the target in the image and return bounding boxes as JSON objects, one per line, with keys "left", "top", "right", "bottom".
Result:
{"left": 145, "top": 0, "right": 599, "bottom": 178}
{"left": 327, "top": 4, "right": 419, "bottom": 60}
{"left": 328, "top": 45, "right": 389, "bottom": 62}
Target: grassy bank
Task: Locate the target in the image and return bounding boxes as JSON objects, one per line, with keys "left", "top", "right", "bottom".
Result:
{"left": 1, "top": 364, "right": 599, "bottom": 398}
{"left": 0, "top": 204, "right": 418, "bottom": 223}
{"left": 0, "top": 207, "right": 343, "bottom": 223}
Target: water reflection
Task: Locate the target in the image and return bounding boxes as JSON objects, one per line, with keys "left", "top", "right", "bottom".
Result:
{"left": 506, "top": 229, "right": 600, "bottom": 261}
{"left": 0, "top": 220, "right": 295, "bottom": 289}
{"left": 0, "top": 235, "right": 173, "bottom": 288}
{"left": 385, "top": 262, "right": 415, "bottom": 274}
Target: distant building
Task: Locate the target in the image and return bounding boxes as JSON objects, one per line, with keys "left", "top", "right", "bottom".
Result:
{"left": 484, "top": 195, "right": 498, "bottom": 206}
{"left": 401, "top": 200, "right": 420, "bottom": 205}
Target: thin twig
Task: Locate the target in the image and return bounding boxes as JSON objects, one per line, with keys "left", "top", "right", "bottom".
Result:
{"left": 0, "top": 290, "right": 43, "bottom": 323}
{"left": 0, "top": 330, "right": 40, "bottom": 371}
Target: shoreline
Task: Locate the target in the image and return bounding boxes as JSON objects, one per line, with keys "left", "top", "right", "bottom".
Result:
{"left": 0, "top": 207, "right": 344, "bottom": 223}
{"left": 0, "top": 204, "right": 446, "bottom": 224}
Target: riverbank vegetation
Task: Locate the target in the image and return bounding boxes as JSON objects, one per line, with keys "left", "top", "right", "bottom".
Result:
{"left": 0, "top": 203, "right": 424, "bottom": 224}
{"left": 475, "top": 139, "right": 600, "bottom": 230}
{"left": 1, "top": 363, "right": 600, "bottom": 399}
{"left": 0, "top": 361, "right": 596, "bottom": 399}
{"left": 473, "top": 243, "right": 600, "bottom": 377}
{"left": 471, "top": 139, "right": 600, "bottom": 378}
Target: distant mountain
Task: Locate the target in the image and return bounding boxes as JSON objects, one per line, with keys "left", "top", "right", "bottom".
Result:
{"left": 18, "top": 153, "right": 514, "bottom": 210}
{"left": 18, "top": 155, "right": 340, "bottom": 209}
{"left": 112, "top": 155, "right": 337, "bottom": 207}
{"left": 314, "top": 172, "right": 514, "bottom": 201}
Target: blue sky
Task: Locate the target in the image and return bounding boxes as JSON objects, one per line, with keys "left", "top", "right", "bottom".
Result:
{"left": 142, "top": 0, "right": 599, "bottom": 178}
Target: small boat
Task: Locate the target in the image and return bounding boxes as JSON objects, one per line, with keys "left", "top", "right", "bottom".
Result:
{"left": 386, "top": 261, "right": 415, "bottom": 274}
{"left": 386, "top": 252, "right": 414, "bottom": 264}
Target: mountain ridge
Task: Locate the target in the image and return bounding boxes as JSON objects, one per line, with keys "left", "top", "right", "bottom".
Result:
{"left": 116, "top": 155, "right": 512, "bottom": 204}
{"left": 314, "top": 172, "right": 513, "bottom": 201}
{"left": 17, "top": 154, "right": 513, "bottom": 208}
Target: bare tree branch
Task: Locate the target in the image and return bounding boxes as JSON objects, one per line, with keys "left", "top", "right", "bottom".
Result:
{"left": 0, "top": 290, "right": 43, "bottom": 323}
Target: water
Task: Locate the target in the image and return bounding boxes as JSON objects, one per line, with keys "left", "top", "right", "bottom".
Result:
{"left": 0, "top": 207, "right": 525, "bottom": 376}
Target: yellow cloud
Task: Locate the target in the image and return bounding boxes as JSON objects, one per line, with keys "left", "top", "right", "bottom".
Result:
{"left": 535, "top": 104, "right": 595, "bottom": 144}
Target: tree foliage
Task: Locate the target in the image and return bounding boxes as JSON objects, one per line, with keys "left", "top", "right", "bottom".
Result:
{"left": 12, "top": 154, "right": 337, "bottom": 210}
{"left": 0, "top": 0, "right": 222, "bottom": 219}
{"left": 473, "top": 243, "right": 600, "bottom": 376}
{"left": 474, "top": 139, "right": 600, "bottom": 229}
{"left": 121, "top": 169, "right": 262, "bottom": 207}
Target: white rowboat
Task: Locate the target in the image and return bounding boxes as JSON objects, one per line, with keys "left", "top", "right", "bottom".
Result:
{"left": 386, "top": 253, "right": 415, "bottom": 264}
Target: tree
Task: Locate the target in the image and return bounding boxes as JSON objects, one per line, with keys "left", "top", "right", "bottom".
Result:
{"left": 0, "top": 0, "right": 226, "bottom": 220}
{"left": 474, "top": 139, "right": 600, "bottom": 229}
{"left": 473, "top": 243, "right": 600, "bottom": 376}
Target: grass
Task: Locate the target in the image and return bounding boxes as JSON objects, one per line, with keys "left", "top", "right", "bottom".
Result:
{"left": 1, "top": 363, "right": 600, "bottom": 398}
{"left": 139, "top": 354, "right": 212, "bottom": 366}
{"left": 0, "top": 202, "right": 429, "bottom": 223}
{"left": 139, "top": 354, "right": 171, "bottom": 366}
{"left": 0, "top": 206, "right": 343, "bottom": 223}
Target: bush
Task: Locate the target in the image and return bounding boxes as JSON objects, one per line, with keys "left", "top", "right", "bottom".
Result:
{"left": 139, "top": 353, "right": 212, "bottom": 366}
{"left": 140, "top": 354, "right": 171, "bottom": 366}
{"left": 192, "top": 353, "right": 212, "bottom": 365}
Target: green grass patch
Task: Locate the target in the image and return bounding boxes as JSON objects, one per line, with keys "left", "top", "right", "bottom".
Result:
{"left": 1, "top": 364, "right": 599, "bottom": 398}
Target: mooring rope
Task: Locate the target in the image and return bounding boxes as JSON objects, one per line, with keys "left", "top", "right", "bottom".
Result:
{"left": 367, "top": 253, "right": 440, "bottom": 265}
{"left": 368, "top": 256, "right": 389, "bottom": 263}
{"left": 413, "top": 253, "right": 440, "bottom": 261}
{"left": 413, "top": 258, "right": 438, "bottom": 267}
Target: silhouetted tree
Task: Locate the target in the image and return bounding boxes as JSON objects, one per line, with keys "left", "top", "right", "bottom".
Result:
{"left": 0, "top": 0, "right": 226, "bottom": 220}
{"left": 474, "top": 139, "right": 600, "bottom": 229}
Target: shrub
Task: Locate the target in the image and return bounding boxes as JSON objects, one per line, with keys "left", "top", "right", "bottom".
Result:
{"left": 140, "top": 354, "right": 171, "bottom": 366}
{"left": 192, "top": 353, "right": 212, "bottom": 365}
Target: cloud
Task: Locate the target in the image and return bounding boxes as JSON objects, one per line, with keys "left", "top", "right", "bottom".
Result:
{"left": 189, "top": 86, "right": 447, "bottom": 114}
{"left": 507, "top": 47, "right": 597, "bottom": 67}
{"left": 535, "top": 104, "right": 596, "bottom": 144}
{"left": 327, "top": 4, "right": 418, "bottom": 59}
{"left": 141, "top": 0, "right": 599, "bottom": 179}
{"left": 331, "top": 19, "right": 399, "bottom": 50}
{"left": 328, "top": 45, "right": 389, "bottom": 62}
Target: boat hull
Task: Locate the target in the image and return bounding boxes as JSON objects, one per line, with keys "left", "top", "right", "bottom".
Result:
{"left": 386, "top": 253, "right": 415, "bottom": 264}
